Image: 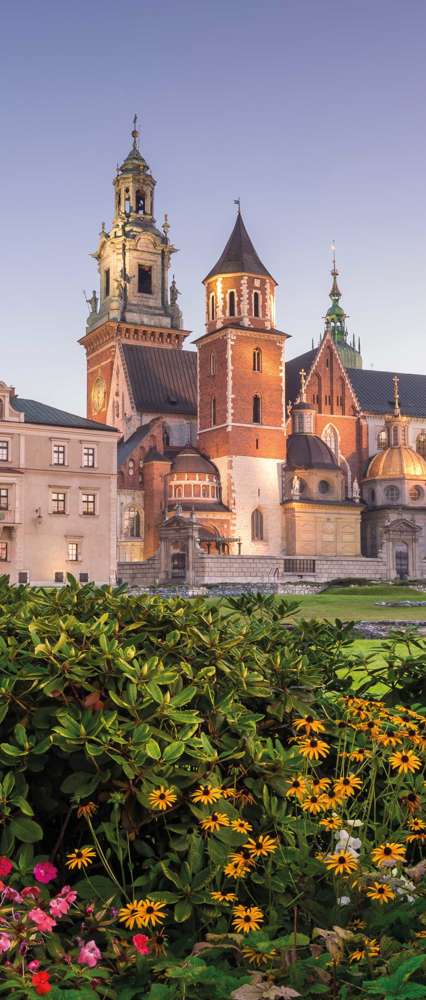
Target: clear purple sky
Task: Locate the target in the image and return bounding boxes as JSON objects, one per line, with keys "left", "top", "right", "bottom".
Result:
{"left": 2, "top": 0, "right": 426, "bottom": 415}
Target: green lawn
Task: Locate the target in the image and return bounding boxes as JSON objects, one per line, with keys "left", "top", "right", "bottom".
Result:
{"left": 287, "top": 584, "right": 426, "bottom": 622}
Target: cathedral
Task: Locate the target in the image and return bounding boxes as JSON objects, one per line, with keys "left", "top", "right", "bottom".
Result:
{"left": 80, "top": 121, "right": 426, "bottom": 586}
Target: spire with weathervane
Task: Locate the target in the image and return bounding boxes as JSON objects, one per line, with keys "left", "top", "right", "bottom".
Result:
{"left": 323, "top": 243, "right": 363, "bottom": 370}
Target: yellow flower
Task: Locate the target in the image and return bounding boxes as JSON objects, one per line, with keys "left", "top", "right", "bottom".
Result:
{"left": 320, "top": 787, "right": 345, "bottom": 809}
{"left": 65, "top": 847, "right": 96, "bottom": 870}
{"left": 320, "top": 814, "right": 342, "bottom": 830}
{"left": 242, "top": 946, "right": 277, "bottom": 966}
{"left": 200, "top": 812, "right": 230, "bottom": 832}
{"left": 366, "top": 882, "right": 395, "bottom": 904}
{"left": 323, "top": 852, "right": 359, "bottom": 876}
{"left": 210, "top": 891, "right": 237, "bottom": 903}
{"left": 389, "top": 750, "right": 422, "bottom": 774}
{"left": 137, "top": 898, "right": 167, "bottom": 927}
{"left": 148, "top": 786, "right": 177, "bottom": 811}
{"left": 415, "top": 930, "right": 426, "bottom": 939}
{"left": 228, "top": 848, "right": 256, "bottom": 868}
{"left": 371, "top": 842, "right": 406, "bottom": 867}
{"left": 375, "top": 732, "right": 402, "bottom": 748}
{"left": 232, "top": 904, "right": 264, "bottom": 934}
{"left": 408, "top": 818, "right": 426, "bottom": 831}
{"left": 223, "top": 858, "right": 251, "bottom": 878}
{"left": 302, "top": 794, "right": 326, "bottom": 815}
{"left": 286, "top": 776, "right": 307, "bottom": 800}
{"left": 231, "top": 818, "right": 253, "bottom": 834}
{"left": 334, "top": 774, "right": 362, "bottom": 798}
{"left": 191, "top": 785, "right": 222, "bottom": 805}
{"left": 118, "top": 901, "right": 148, "bottom": 930}
{"left": 348, "top": 748, "right": 372, "bottom": 762}
{"left": 310, "top": 776, "right": 331, "bottom": 792}
{"left": 400, "top": 792, "right": 422, "bottom": 814}
{"left": 243, "top": 834, "right": 279, "bottom": 858}
{"left": 76, "top": 802, "right": 97, "bottom": 819}
{"left": 297, "top": 737, "right": 329, "bottom": 761}
{"left": 349, "top": 937, "right": 380, "bottom": 963}
{"left": 293, "top": 715, "right": 326, "bottom": 734}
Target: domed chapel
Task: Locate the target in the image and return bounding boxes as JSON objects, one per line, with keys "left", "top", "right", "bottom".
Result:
{"left": 79, "top": 122, "right": 426, "bottom": 585}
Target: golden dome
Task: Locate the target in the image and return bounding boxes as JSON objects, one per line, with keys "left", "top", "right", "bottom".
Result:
{"left": 365, "top": 446, "right": 426, "bottom": 481}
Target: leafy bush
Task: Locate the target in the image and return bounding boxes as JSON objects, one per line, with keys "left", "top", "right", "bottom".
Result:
{"left": 0, "top": 577, "right": 425, "bottom": 998}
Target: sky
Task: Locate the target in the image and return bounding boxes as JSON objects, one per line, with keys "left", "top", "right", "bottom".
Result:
{"left": 1, "top": 0, "right": 426, "bottom": 415}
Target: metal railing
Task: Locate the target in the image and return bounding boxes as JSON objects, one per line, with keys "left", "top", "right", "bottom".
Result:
{"left": 283, "top": 558, "right": 316, "bottom": 574}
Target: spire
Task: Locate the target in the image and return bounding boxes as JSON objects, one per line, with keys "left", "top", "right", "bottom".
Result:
{"left": 119, "top": 113, "right": 146, "bottom": 173}
{"left": 131, "top": 113, "right": 140, "bottom": 151}
{"left": 393, "top": 374, "right": 401, "bottom": 417}
{"left": 299, "top": 368, "right": 307, "bottom": 402}
{"left": 329, "top": 242, "right": 342, "bottom": 304}
{"left": 204, "top": 210, "right": 275, "bottom": 282}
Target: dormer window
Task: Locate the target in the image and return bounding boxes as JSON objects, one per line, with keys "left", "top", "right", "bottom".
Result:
{"left": 138, "top": 266, "right": 152, "bottom": 294}
{"left": 253, "top": 291, "right": 260, "bottom": 318}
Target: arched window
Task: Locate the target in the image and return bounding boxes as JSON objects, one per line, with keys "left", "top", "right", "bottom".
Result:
{"left": 416, "top": 431, "right": 426, "bottom": 457}
{"left": 253, "top": 347, "right": 262, "bottom": 372}
{"left": 385, "top": 485, "right": 400, "bottom": 503}
{"left": 210, "top": 352, "right": 216, "bottom": 376}
{"left": 377, "top": 429, "right": 387, "bottom": 450}
{"left": 175, "top": 486, "right": 182, "bottom": 498}
{"left": 211, "top": 397, "right": 217, "bottom": 426}
{"left": 228, "top": 290, "right": 236, "bottom": 317}
{"left": 253, "top": 291, "right": 260, "bottom": 317}
{"left": 252, "top": 394, "right": 262, "bottom": 424}
{"left": 209, "top": 294, "right": 215, "bottom": 320}
{"left": 323, "top": 424, "right": 339, "bottom": 458}
{"left": 318, "top": 480, "right": 331, "bottom": 495}
{"left": 128, "top": 508, "right": 141, "bottom": 537}
{"left": 135, "top": 190, "right": 145, "bottom": 213}
{"left": 202, "top": 484, "right": 209, "bottom": 498}
{"left": 251, "top": 508, "right": 264, "bottom": 541}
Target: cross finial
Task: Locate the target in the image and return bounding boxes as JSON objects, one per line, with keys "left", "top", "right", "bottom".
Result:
{"left": 392, "top": 374, "right": 400, "bottom": 416}
{"left": 331, "top": 240, "right": 337, "bottom": 273}
{"left": 131, "top": 113, "right": 140, "bottom": 151}
{"left": 234, "top": 197, "right": 241, "bottom": 213}
{"left": 299, "top": 368, "right": 306, "bottom": 401}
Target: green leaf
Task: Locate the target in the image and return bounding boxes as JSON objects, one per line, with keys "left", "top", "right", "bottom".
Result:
{"left": 162, "top": 740, "right": 185, "bottom": 764}
{"left": 174, "top": 898, "right": 192, "bottom": 922}
{"left": 10, "top": 817, "right": 43, "bottom": 843}
{"left": 146, "top": 737, "right": 161, "bottom": 760}
{"left": 170, "top": 685, "right": 197, "bottom": 708}
{"left": 73, "top": 874, "right": 120, "bottom": 901}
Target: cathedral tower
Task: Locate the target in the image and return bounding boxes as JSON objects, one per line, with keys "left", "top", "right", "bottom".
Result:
{"left": 79, "top": 118, "right": 190, "bottom": 426}
{"left": 323, "top": 247, "right": 362, "bottom": 369}
{"left": 196, "top": 209, "right": 288, "bottom": 553}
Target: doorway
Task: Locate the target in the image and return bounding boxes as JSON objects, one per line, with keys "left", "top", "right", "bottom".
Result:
{"left": 171, "top": 552, "right": 186, "bottom": 580}
{"left": 395, "top": 543, "right": 409, "bottom": 579}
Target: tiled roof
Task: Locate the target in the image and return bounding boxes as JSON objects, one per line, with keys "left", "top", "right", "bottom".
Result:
{"left": 122, "top": 344, "right": 197, "bottom": 415}
{"left": 194, "top": 322, "right": 289, "bottom": 343}
{"left": 347, "top": 368, "right": 426, "bottom": 417}
{"left": 11, "top": 398, "right": 117, "bottom": 432}
{"left": 117, "top": 420, "right": 159, "bottom": 466}
{"left": 285, "top": 348, "right": 317, "bottom": 405}
{"left": 204, "top": 211, "right": 274, "bottom": 281}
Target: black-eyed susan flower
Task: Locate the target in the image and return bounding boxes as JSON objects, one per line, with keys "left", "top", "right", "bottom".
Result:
{"left": 348, "top": 748, "right": 372, "bottom": 763}
{"left": 76, "top": 802, "right": 98, "bottom": 819}
{"left": 389, "top": 750, "right": 422, "bottom": 774}
{"left": 293, "top": 715, "right": 326, "bottom": 734}
{"left": 210, "top": 890, "right": 237, "bottom": 903}
{"left": 223, "top": 858, "right": 251, "bottom": 878}
{"left": 200, "top": 812, "right": 230, "bottom": 833}
{"left": 400, "top": 791, "right": 422, "bottom": 814}
{"left": 334, "top": 774, "right": 362, "bottom": 798}
{"left": 321, "top": 787, "right": 345, "bottom": 809}
{"left": 231, "top": 818, "right": 253, "bottom": 834}
{"left": 323, "top": 852, "right": 358, "bottom": 876}
{"left": 349, "top": 938, "right": 380, "bottom": 962}
{"left": 310, "top": 776, "right": 331, "bottom": 792}
{"left": 371, "top": 842, "right": 406, "bottom": 866}
{"left": 286, "top": 776, "right": 307, "bottom": 800}
{"left": 366, "top": 882, "right": 395, "bottom": 904}
{"left": 302, "top": 794, "right": 325, "bottom": 815}
{"left": 375, "top": 732, "right": 402, "bottom": 748}
{"left": 138, "top": 899, "right": 167, "bottom": 928}
{"left": 242, "top": 946, "right": 277, "bottom": 966}
{"left": 65, "top": 847, "right": 96, "bottom": 870}
{"left": 148, "top": 786, "right": 177, "bottom": 811}
{"left": 118, "top": 901, "right": 148, "bottom": 930}
{"left": 149, "top": 930, "right": 167, "bottom": 956}
{"left": 297, "top": 737, "right": 329, "bottom": 761}
{"left": 243, "top": 834, "right": 278, "bottom": 858}
{"left": 406, "top": 818, "right": 426, "bottom": 843}
{"left": 232, "top": 904, "right": 264, "bottom": 934}
{"left": 191, "top": 785, "right": 222, "bottom": 805}
{"left": 320, "top": 814, "right": 342, "bottom": 830}
{"left": 228, "top": 848, "right": 256, "bottom": 868}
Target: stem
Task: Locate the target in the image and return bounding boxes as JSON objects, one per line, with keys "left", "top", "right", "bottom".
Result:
{"left": 51, "top": 805, "right": 73, "bottom": 861}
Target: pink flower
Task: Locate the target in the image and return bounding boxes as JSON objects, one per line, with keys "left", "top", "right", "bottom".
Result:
{"left": 28, "top": 908, "right": 57, "bottom": 933}
{"left": 0, "top": 857, "right": 13, "bottom": 878}
{"left": 49, "top": 896, "right": 70, "bottom": 917}
{"left": 77, "top": 940, "right": 101, "bottom": 968}
{"left": 58, "top": 886, "right": 77, "bottom": 905}
{"left": 28, "top": 960, "right": 41, "bottom": 971}
{"left": 0, "top": 933, "right": 11, "bottom": 953}
{"left": 132, "top": 933, "right": 150, "bottom": 955}
{"left": 33, "top": 862, "right": 58, "bottom": 885}
{"left": 22, "top": 886, "right": 41, "bottom": 899}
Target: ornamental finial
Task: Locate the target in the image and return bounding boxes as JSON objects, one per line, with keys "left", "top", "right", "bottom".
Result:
{"left": 234, "top": 197, "right": 241, "bottom": 213}
{"left": 131, "top": 113, "right": 140, "bottom": 151}
{"left": 299, "top": 368, "right": 306, "bottom": 401}
{"left": 392, "top": 374, "right": 400, "bottom": 416}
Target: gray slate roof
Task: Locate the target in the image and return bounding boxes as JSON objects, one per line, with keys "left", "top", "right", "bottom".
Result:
{"left": 204, "top": 211, "right": 274, "bottom": 281}
{"left": 122, "top": 344, "right": 197, "bottom": 415}
{"left": 285, "top": 349, "right": 317, "bottom": 406}
{"left": 117, "top": 421, "right": 158, "bottom": 466}
{"left": 346, "top": 368, "right": 426, "bottom": 417}
{"left": 11, "top": 398, "right": 117, "bottom": 432}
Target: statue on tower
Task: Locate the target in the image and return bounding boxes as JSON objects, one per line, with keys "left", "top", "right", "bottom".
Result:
{"left": 84, "top": 289, "right": 98, "bottom": 321}
{"left": 169, "top": 275, "right": 183, "bottom": 330}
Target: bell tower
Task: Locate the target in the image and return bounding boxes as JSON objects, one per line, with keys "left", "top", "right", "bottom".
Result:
{"left": 196, "top": 208, "right": 288, "bottom": 553}
{"left": 79, "top": 118, "right": 190, "bottom": 424}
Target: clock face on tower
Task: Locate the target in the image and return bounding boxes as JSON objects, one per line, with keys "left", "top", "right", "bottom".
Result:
{"left": 91, "top": 376, "right": 106, "bottom": 414}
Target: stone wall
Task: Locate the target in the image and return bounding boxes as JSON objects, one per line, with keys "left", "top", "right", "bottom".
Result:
{"left": 118, "top": 552, "right": 160, "bottom": 586}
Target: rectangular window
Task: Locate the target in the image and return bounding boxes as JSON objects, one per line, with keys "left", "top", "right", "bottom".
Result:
{"left": 52, "top": 444, "right": 66, "bottom": 466}
{"left": 0, "top": 488, "right": 8, "bottom": 510}
{"left": 0, "top": 441, "right": 9, "bottom": 461}
{"left": 68, "top": 542, "right": 78, "bottom": 561}
{"left": 0, "top": 542, "right": 8, "bottom": 561}
{"left": 51, "top": 492, "right": 66, "bottom": 514}
{"left": 82, "top": 446, "right": 96, "bottom": 468}
{"left": 81, "top": 492, "right": 96, "bottom": 515}
{"left": 138, "top": 265, "right": 152, "bottom": 294}
{"left": 105, "top": 268, "right": 110, "bottom": 297}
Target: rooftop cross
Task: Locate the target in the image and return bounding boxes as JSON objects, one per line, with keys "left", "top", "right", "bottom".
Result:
{"left": 299, "top": 368, "right": 306, "bottom": 401}
{"left": 393, "top": 374, "right": 401, "bottom": 416}
{"left": 131, "top": 113, "right": 140, "bottom": 151}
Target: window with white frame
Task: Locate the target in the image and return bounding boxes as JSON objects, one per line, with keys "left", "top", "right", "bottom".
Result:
{"left": 82, "top": 445, "right": 96, "bottom": 468}
{"left": 253, "top": 291, "right": 260, "bottom": 318}
{"left": 0, "top": 488, "right": 8, "bottom": 510}
{"left": 0, "top": 441, "right": 9, "bottom": 462}
{"left": 0, "top": 541, "right": 7, "bottom": 561}
{"left": 81, "top": 492, "right": 96, "bottom": 515}
{"left": 67, "top": 542, "right": 79, "bottom": 561}
{"left": 51, "top": 491, "right": 66, "bottom": 514}
{"left": 52, "top": 443, "right": 67, "bottom": 466}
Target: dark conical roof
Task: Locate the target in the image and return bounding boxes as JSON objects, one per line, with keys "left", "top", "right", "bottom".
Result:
{"left": 204, "top": 211, "right": 275, "bottom": 282}
{"left": 286, "top": 433, "right": 339, "bottom": 470}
